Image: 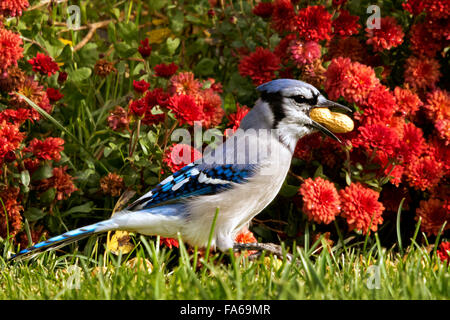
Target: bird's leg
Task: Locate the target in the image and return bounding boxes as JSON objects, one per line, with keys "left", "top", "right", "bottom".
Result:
{"left": 233, "top": 243, "right": 293, "bottom": 262}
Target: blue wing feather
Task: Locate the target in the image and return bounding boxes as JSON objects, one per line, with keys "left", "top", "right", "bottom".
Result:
{"left": 127, "top": 162, "right": 257, "bottom": 211}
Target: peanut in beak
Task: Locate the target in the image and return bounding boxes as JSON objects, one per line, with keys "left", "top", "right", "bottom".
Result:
{"left": 310, "top": 108, "right": 354, "bottom": 134}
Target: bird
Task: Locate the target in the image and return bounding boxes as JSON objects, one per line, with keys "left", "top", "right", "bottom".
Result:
{"left": 10, "top": 79, "right": 351, "bottom": 261}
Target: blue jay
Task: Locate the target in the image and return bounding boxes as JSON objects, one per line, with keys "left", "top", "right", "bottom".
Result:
{"left": 11, "top": 79, "right": 350, "bottom": 260}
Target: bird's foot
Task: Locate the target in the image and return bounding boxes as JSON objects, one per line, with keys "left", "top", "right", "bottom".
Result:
{"left": 233, "top": 242, "right": 293, "bottom": 262}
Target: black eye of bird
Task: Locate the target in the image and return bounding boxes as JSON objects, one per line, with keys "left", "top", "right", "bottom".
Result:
{"left": 292, "top": 95, "right": 308, "bottom": 104}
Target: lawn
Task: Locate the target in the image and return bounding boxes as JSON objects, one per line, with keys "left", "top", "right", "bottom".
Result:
{"left": 0, "top": 0, "right": 448, "bottom": 302}
{"left": 1, "top": 232, "right": 449, "bottom": 299}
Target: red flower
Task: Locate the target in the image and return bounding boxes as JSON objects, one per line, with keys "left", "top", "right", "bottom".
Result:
{"left": 128, "top": 98, "right": 147, "bottom": 118}
{"left": 435, "top": 119, "right": 450, "bottom": 145}
{"left": 142, "top": 110, "right": 165, "bottom": 126}
{"left": 0, "top": 27, "right": 24, "bottom": 74}
{"left": 238, "top": 47, "right": 280, "bottom": 86}
{"left": 416, "top": 198, "right": 449, "bottom": 236}
{"left": 163, "top": 144, "right": 202, "bottom": 173}
{"left": 409, "top": 22, "right": 443, "bottom": 57}
{"left": 274, "top": 33, "right": 297, "bottom": 64}
{"left": 393, "top": 86, "right": 422, "bottom": 117}
{"left": 354, "top": 123, "right": 400, "bottom": 157}
{"left": 144, "top": 88, "right": 170, "bottom": 109}
{"left": 38, "top": 166, "right": 77, "bottom": 201}
{"left": 168, "top": 94, "right": 204, "bottom": 126}
{"left": 0, "top": 187, "right": 23, "bottom": 238}
{"left": 0, "top": 108, "right": 30, "bottom": 125}
{"left": 437, "top": 241, "right": 450, "bottom": 263}
{"left": 295, "top": 5, "right": 332, "bottom": 41}
{"left": 298, "top": 177, "right": 341, "bottom": 225}
{"left": 235, "top": 226, "right": 257, "bottom": 244}
{"left": 10, "top": 77, "right": 52, "bottom": 120}
{"left": 424, "top": 0, "right": 450, "bottom": 19}
{"left": 402, "top": 0, "right": 426, "bottom": 15}
{"left": 271, "top": 0, "right": 297, "bottom": 33}
{"left": 252, "top": 2, "right": 274, "bottom": 19}
{"left": 198, "top": 88, "right": 224, "bottom": 128}
{"left": 227, "top": 103, "right": 250, "bottom": 134}
{"left": 356, "top": 85, "right": 396, "bottom": 125}
{"left": 333, "top": 10, "right": 360, "bottom": 38}
{"left": 397, "top": 123, "right": 426, "bottom": 163}
{"left": 404, "top": 56, "right": 441, "bottom": 90}
{"left": 0, "top": 121, "right": 24, "bottom": 164}
{"left": 107, "top": 106, "right": 129, "bottom": 131}
{"left": 326, "top": 37, "right": 366, "bottom": 63}
{"left": 27, "top": 137, "right": 64, "bottom": 161}
{"left": 366, "top": 17, "right": 404, "bottom": 52}
{"left": 169, "top": 71, "right": 201, "bottom": 96}
{"left": 289, "top": 40, "right": 321, "bottom": 66}
{"left": 0, "top": 0, "right": 29, "bottom": 17}
{"left": 424, "top": 89, "right": 450, "bottom": 121}
{"left": 138, "top": 38, "right": 152, "bottom": 58}
{"left": 133, "top": 79, "right": 150, "bottom": 93}
{"left": 28, "top": 53, "right": 59, "bottom": 76}
{"left": 406, "top": 156, "right": 443, "bottom": 191}
{"left": 46, "top": 88, "right": 63, "bottom": 102}
{"left": 58, "top": 71, "right": 68, "bottom": 84}
{"left": 159, "top": 237, "right": 179, "bottom": 249}
{"left": 154, "top": 62, "right": 178, "bottom": 78}
{"left": 339, "top": 183, "right": 384, "bottom": 234}
{"left": 325, "top": 57, "right": 380, "bottom": 104}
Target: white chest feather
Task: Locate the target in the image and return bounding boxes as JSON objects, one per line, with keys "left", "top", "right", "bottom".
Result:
{"left": 181, "top": 138, "right": 293, "bottom": 251}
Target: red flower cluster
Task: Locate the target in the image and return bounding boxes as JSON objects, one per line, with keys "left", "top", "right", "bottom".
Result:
{"left": 133, "top": 79, "right": 150, "bottom": 93}
{"left": 332, "top": 10, "right": 360, "bottom": 38}
{"left": 0, "top": 27, "right": 23, "bottom": 73}
{"left": 38, "top": 166, "right": 77, "bottom": 201}
{"left": 163, "top": 144, "right": 202, "bottom": 173}
{"left": 26, "top": 137, "right": 65, "bottom": 161}
{"left": 46, "top": 88, "right": 63, "bottom": 102}
{"left": 298, "top": 177, "right": 341, "bottom": 225}
{"left": 138, "top": 38, "right": 152, "bottom": 58}
{"left": 437, "top": 241, "right": 450, "bottom": 263}
{"left": 295, "top": 5, "right": 332, "bottom": 41}
{"left": 154, "top": 62, "right": 178, "bottom": 78}
{"left": 0, "top": 0, "right": 29, "bottom": 17}
{"left": 252, "top": 2, "right": 274, "bottom": 19}
{"left": 28, "top": 53, "right": 59, "bottom": 76}
{"left": 340, "top": 183, "right": 384, "bottom": 234}
{"left": 168, "top": 72, "right": 224, "bottom": 128}
{"left": 325, "top": 57, "right": 380, "bottom": 104}
{"left": 238, "top": 47, "right": 280, "bottom": 86}
{"left": 366, "top": 17, "right": 404, "bottom": 52}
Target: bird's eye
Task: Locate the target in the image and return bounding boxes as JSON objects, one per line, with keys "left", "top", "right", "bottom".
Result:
{"left": 292, "top": 95, "right": 307, "bottom": 104}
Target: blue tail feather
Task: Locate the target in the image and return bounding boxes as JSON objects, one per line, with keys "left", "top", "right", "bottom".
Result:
{"left": 9, "top": 221, "right": 111, "bottom": 261}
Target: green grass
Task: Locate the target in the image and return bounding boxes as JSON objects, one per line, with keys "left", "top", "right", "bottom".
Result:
{"left": 0, "top": 235, "right": 448, "bottom": 299}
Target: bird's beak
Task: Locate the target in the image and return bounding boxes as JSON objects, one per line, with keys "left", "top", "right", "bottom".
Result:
{"left": 314, "top": 98, "right": 352, "bottom": 113}
{"left": 309, "top": 97, "right": 353, "bottom": 143}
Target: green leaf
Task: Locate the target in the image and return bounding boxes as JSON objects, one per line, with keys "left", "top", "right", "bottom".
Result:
{"left": 117, "top": 22, "right": 138, "bottom": 42}
{"left": 39, "top": 188, "right": 56, "bottom": 204}
{"left": 115, "top": 42, "right": 136, "bottom": 58}
{"left": 166, "top": 37, "right": 180, "bottom": 55}
{"left": 31, "top": 164, "right": 53, "bottom": 181}
{"left": 149, "top": 0, "right": 165, "bottom": 11}
{"left": 279, "top": 182, "right": 299, "bottom": 198}
{"left": 194, "top": 58, "right": 217, "bottom": 76}
{"left": 62, "top": 202, "right": 94, "bottom": 217}
{"left": 68, "top": 67, "right": 92, "bottom": 83}
{"left": 170, "top": 10, "right": 185, "bottom": 34}
{"left": 24, "top": 208, "right": 47, "bottom": 222}
{"left": 20, "top": 170, "right": 30, "bottom": 187}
